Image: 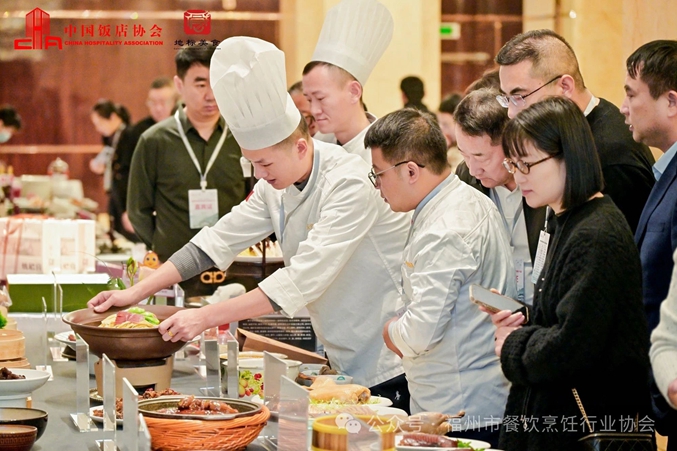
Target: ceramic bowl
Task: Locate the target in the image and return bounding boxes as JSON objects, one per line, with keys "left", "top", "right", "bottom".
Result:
{"left": 0, "top": 370, "right": 49, "bottom": 408}
{"left": 0, "top": 408, "right": 48, "bottom": 440}
{"left": 0, "top": 425, "right": 37, "bottom": 451}
{"left": 62, "top": 305, "right": 186, "bottom": 360}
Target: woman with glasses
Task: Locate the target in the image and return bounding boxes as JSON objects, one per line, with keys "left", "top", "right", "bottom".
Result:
{"left": 489, "top": 97, "right": 652, "bottom": 450}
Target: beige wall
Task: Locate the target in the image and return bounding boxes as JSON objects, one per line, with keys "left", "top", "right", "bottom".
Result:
{"left": 523, "top": 0, "right": 676, "bottom": 161}
{"left": 280, "top": 0, "right": 440, "bottom": 118}
{"left": 524, "top": 0, "right": 677, "bottom": 107}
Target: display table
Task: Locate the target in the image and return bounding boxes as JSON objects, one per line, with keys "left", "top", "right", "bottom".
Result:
{"left": 12, "top": 314, "right": 277, "bottom": 450}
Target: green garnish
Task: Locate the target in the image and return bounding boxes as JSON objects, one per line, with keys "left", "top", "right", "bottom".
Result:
{"left": 457, "top": 440, "right": 484, "bottom": 451}
{"left": 127, "top": 307, "right": 160, "bottom": 325}
{"left": 0, "top": 311, "right": 6, "bottom": 329}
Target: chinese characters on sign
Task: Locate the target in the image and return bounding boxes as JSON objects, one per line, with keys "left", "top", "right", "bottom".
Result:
{"left": 13, "top": 7, "right": 164, "bottom": 49}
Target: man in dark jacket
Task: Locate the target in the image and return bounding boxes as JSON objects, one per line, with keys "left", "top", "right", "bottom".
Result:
{"left": 624, "top": 39, "right": 677, "bottom": 450}
{"left": 495, "top": 29, "right": 655, "bottom": 233}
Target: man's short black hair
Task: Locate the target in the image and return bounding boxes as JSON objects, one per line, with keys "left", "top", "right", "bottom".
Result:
{"left": 502, "top": 96, "right": 603, "bottom": 212}
{"left": 92, "top": 99, "right": 131, "bottom": 126}
{"left": 364, "top": 108, "right": 449, "bottom": 175}
{"left": 288, "top": 81, "right": 303, "bottom": 95}
{"left": 454, "top": 88, "right": 508, "bottom": 145}
{"left": 400, "top": 76, "right": 425, "bottom": 103}
{"left": 175, "top": 46, "right": 216, "bottom": 79}
{"left": 626, "top": 40, "right": 677, "bottom": 99}
{"left": 438, "top": 93, "right": 462, "bottom": 115}
{"left": 495, "top": 29, "right": 586, "bottom": 89}
{"left": 150, "top": 76, "right": 173, "bottom": 90}
{"left": 0, "top": 105, "right": 22, "bottom": 130}
{"left": 464, "top": 68, "right": 500, "bottom": 95}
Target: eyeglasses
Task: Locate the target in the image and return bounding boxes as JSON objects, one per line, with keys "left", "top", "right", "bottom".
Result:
{"left": 496, "top": 75, "right": 563, "bottom": 108}
{"left": 368, "top": 161, "right": 425, "bottom": 187}
{"left": 502, "top": 155, "right": 556, "bottom": 174}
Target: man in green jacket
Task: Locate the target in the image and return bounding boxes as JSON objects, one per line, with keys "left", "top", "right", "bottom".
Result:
{"left": 127, "top": 45, "right": 246, "bottom": 297}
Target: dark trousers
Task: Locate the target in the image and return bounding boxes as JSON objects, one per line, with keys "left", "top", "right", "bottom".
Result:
{"left": 369, "top": 373, "right": 411, "bottom": 415}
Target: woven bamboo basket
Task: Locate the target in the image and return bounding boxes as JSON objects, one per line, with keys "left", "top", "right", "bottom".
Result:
{"left": 144, "top": 405, "right": 270, "bottom": 451}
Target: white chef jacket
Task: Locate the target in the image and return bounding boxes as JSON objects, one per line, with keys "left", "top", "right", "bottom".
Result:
{"left": 388, "top": 175, "right": 514, "bottom": 426}
{"left": 338, "top": 112, "right": 377, "bottom": 164}
{"left": 191, "top": 139, "right": 409, "bottom": 387}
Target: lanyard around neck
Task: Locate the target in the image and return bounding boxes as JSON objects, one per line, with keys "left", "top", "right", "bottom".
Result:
{"left": 490, "top": 188, "right": 524, "bottom": 247}
{"left": 174, "top": 109, "right": 227, "bottom": 190}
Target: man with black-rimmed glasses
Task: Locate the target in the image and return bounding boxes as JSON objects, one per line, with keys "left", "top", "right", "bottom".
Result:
{"left": 367, "top": 108, "right": 515, "bottom": 448}
{"left": 495, "top": 29, "right": 655, "bottom": 233}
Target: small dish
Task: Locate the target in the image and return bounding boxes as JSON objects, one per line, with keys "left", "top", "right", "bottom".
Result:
{"left": 0, "top": 424, "right": 37, "bottom": 451}
{"left": 89, "top": 407, "right": 122, "bottom": 426}
{"left": 394, "top": 434, "right": 491, "bottom": 450}
{"left": 0, "top": 408, "right": 47, "bottom": 441}
{"left": 0, "top": 370, "right": 49, "bottom": 407}
{"left": 53, "top": 331, "right": 76, "bottom": 348}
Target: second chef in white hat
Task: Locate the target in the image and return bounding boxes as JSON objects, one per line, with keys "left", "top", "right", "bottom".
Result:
{"left": 88, "top": 35, "right": 412, "bottom": 411}
{"left": 302, "top": 0, "right": 394, "bottom": 163}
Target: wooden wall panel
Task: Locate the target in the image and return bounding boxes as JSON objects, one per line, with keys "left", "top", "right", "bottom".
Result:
{"left": 0, "top": 17, "right": 278, "bottom": 146}
{"left": 440, "top": 0, "right": 521, "bottom": 97}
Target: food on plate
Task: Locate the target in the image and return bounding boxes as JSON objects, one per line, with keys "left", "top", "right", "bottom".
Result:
{"left": 308, "top": 379, "right": 370, "bottom": 404}
{"left": 141, "top": 388, "right": 181, "bottom": 399}
{"left": 400, "top": 411, "right": 466, "bottom": 435}
{"left": 155, "top": 395, "right": 239, "bottom": 416}
{"left": 99, "top": 307, "right": 160, "bottom": 329}
{"left": 92, "top": 398, "right": 123, "bottom": 419}
{"left": 0, "top": 367, "right": 25, "bottom": 380}
{"left": 398, "top": 433, "right": 476, "bottom": 448}
{"left": 92, "top": 388, "right": 182, "bottom": 419}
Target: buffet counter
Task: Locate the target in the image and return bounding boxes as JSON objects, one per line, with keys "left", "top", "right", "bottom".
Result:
{"left": 13, "top": 314, "right": 276, "bottom": 450}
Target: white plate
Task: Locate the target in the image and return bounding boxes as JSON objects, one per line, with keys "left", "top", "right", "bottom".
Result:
{"left": 367, "top": 405, "right": 408, "bottom": 417}
{"left": 54, "top": 331, "right": 76, "bottom": 348}
{"left": 89, "top": 407, "right": 123, "bottom": 426}
{"left": 233, "top": 255, "right": 283, "bottom": 263}
{"left": 395, "top": 434, "right": 491, "bottom": 450}
{"left": 0, "top": 369, "right": 50, "bottom": 397}
{"left": 368, "top": 396, "right": 393, "bottom": 407}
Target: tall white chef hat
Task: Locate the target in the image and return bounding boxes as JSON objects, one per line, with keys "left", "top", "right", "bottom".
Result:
{"left": 310, "top": 0, "right": 394, "bottom": 86}
{"left": 210, "top": 36, "right": 301, "bottom": 150}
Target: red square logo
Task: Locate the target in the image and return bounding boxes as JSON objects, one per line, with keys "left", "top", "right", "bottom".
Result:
{"left": 184, "top": 10, "right": 211, "bottom": 35}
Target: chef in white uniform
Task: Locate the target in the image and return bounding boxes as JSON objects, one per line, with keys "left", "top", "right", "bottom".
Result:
{"left": 88, "top": 36, "right": 412, "bottom": 410}
{"left": 302, "top": 0, "right": 393, "bottom": 163}
{"left": 365, "top": 109, "right": 513, "bottom": 446}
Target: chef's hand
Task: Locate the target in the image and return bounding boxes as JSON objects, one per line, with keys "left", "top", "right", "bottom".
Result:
{"left": 87, "top": 289, "right": 138, "bottom": 313}
{"left": 382, "top": 317, "right": 403, "bottom": 358}
{"left": 479, "top": 307, "right": 525, "bottom": 328}
{"left": 669, "top": 378, "right": 677, "bottom": 407}
{"left": 159, "top": 309, "right": 208, "bottom": 343}
{"left": 494, "top": 325, "right": 520, "bottom": 357}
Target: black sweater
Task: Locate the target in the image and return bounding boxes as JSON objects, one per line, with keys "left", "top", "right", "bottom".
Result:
{"left": 498, "top": 196, "right": 651, "bottom": 451}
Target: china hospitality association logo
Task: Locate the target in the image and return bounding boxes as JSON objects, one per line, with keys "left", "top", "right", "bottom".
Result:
{"left": 14, "top": 7, "right": 63, "bottom": 50}
{"left": 184, "top": 10, "right": 211, "bottom": 35}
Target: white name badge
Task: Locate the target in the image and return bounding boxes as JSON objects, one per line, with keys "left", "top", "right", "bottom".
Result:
{"left": 188, "top": 189, "right": 219, "bottom": 229}
{"left": 531, "top": 230, "right": 550, "bottom": 284}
